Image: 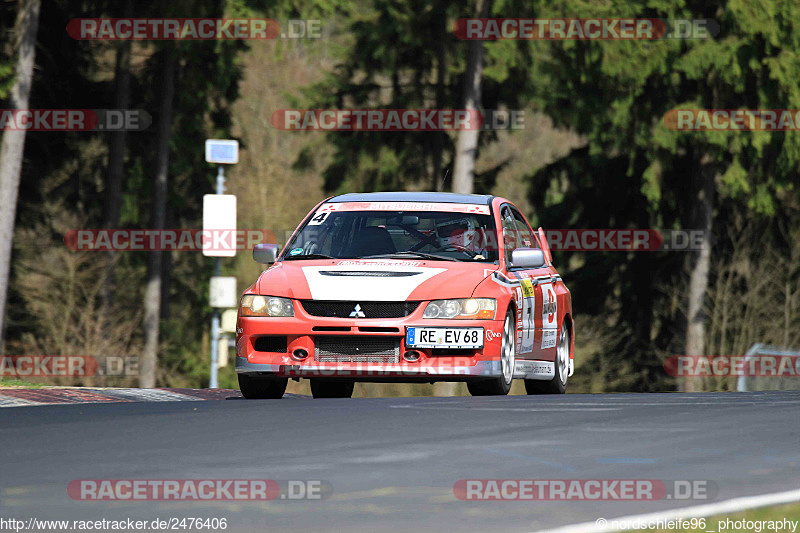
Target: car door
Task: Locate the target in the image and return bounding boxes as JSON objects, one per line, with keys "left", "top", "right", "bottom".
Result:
{"left": 503, "top": 205, "right": 557, "bottom": 361}
{"left": 512, "top": 211, "right": 560, "bottom": 360}
{"left": 501, "top": 205, "right": 535, "bottom": 357}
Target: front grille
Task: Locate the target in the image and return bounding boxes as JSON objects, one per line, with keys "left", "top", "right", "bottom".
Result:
{"left": 358, "top": 326, "right": 400, "bottom": 333}
{"left": 315, "top": 336, "right": 400, "bottom": 363}
{"left": 253, "top": 336, "right": 288, "bottom": 353}
{"left": 300, "top": 301, "right": 420, "bottom": 318}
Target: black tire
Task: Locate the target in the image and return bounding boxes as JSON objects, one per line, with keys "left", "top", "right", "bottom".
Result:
{"left": 310, "top": 380, "right": 355, "bottom": 399}
{"left": 467, "top": 309, "right": 515, "bottom": 396}
{"left": 525, "top": 322, "right": 569, "bottom": 395}
{"left": 238, "top": 374, "right": 288, "bottom": 399}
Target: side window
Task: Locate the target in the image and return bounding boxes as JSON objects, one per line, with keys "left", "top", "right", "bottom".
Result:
{"left": 501, "top": 206, "right": 517, "bottom": 264}
{"left": 510, "top": 208, "right": 538, "bottom": 250}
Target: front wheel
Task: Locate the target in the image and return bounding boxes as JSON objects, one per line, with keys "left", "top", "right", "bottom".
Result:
{"left": 310, "top": 380, "right": 355, "bottom": 399}
{"left": 468, "top": 309, "right": 515, "bottom": 396}
{"left": 525, "top": 322, "right": 569, "bottom": 395}
{"left": 238, "top": 374, "right": 288, "bottom": 399}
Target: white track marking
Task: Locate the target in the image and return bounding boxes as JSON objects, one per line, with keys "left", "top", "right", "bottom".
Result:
{"left": 539, "top": 488, "right": 800, "bottom": 533}
{"left": 390, "top": 405, "right": 621, "bottom": 412}
{"left": 0, "top": 396, "right": 41, "bottom": 407}
{"left": 98, "top": 389, "right": 204, "bottom": 402}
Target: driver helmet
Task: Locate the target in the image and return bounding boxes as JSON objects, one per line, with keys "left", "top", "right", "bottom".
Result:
{"left": 435, "top": 217, "right": 479, "bottom": 250}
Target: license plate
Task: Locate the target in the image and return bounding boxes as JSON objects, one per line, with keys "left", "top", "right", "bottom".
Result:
{"left": 405, "top": 327, "right": 484, "bottom": 349}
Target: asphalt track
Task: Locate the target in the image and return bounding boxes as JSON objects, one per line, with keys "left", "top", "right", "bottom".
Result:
{"left": 2, "top": 391, "right": 799, "bottom": 532}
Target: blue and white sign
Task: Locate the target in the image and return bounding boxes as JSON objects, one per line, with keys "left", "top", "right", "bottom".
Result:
{"left": 205, "top": 139, "right": 239, "bottom": 164}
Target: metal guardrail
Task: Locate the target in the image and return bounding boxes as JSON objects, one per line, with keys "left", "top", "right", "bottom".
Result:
{"left": 736, "top": 343, "right": 800, "bottom": 391}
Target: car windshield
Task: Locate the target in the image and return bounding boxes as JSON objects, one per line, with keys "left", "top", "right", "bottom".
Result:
{"left": 282, "top": 208, "right": 499, "bottom": 262}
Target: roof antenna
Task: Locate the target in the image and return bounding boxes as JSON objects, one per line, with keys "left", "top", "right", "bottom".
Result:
{"left": 439, "top": 168, "right": 450, "bottom": 192}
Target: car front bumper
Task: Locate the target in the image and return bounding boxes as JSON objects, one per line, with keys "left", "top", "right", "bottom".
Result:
{"left": 235, "top": 302, "right": 507, "bottom": 381}
{"left": 235, "top": 356, "right": 503, "bottom": 381}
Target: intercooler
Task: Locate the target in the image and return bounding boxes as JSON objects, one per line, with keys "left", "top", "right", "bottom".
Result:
{"left": 314, "top": 336, "right": 401, "bottom": 363}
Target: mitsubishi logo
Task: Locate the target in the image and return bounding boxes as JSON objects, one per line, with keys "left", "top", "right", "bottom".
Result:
{"left": 349, "top": 304, "right": 366, "bottom": 318}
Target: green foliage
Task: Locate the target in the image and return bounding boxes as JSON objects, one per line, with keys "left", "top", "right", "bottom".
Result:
{"left": 526, "top": 0, "right": 800, "bottom": 390}
{"left": 0, "top": 63, "right": 14, "bottom": 100}
{"left": 6, "top": 0, "right": 253, "bottom": 388}
{"left": 6, "top": 0, "right": 800, "bottom": 395}
{"left": 303, "top": 0, "right": 536, "bottom": 192}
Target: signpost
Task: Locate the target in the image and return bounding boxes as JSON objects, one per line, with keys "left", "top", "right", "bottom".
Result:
{"left": 209, "top": 276, "right": 238, "bottom": 308}
{"left": 218, "top": 309, "right": 238, "bottom": 369}
{"left": 203, "top": 195, "right": 237, "bottom": 258}
{"left": 204, "top": 140, "right": 239, "bottom": 388}
{"left": 205, "top": 139, "right": 239, "bottom": 165}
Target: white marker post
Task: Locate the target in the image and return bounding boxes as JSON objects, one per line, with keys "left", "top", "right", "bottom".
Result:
{"left": 204, "top": 139, "right": 239, "bottom": 388}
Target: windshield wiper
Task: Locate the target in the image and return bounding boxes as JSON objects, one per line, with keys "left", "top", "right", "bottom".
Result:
{"left": 358, "top": 251, "right": 461, "bottom": 262}
{"left": 282, "top": 253, "right": 334, "bottom": 260}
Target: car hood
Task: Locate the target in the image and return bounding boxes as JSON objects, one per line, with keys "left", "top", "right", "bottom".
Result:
{"left": 255, "top": 259, "right": 499, "bottom": 301}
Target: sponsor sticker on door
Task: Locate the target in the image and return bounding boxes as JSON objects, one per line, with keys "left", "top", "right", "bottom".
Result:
{"left": 541, "top": 329, "right": 558, "bottom": 349}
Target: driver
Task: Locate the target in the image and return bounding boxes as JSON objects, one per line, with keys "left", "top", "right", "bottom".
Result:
{"left": 435, "top": 217, "right": 486, "bottom": 258}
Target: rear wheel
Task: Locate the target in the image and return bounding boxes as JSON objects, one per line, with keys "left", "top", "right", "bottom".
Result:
{"left": 310, "top": 380, "right": 355, "bottom": 399}
{"left": 238, "top": 374, "right": 288, "bottom": 399}
{"left": 525, "top": 322, "right": 569, "bottom": 395}
{"left": 468, "top": 309, "right": 515, "bottom": 396}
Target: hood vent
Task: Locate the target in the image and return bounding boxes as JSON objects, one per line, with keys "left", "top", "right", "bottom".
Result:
{"left": 319, "top": 271, "right": 420, "bottom": 277}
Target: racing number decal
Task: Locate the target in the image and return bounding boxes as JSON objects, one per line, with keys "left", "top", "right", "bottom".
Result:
{"left": 308, "top": 212, "right": 328, "bottom": 225}
{"left": 540, "top": 282, "right": 558, "bottom": 349}
{"left": 520, "top": 278, "right": 535, "bottom": 354}
{"left": 541, "top": 282, "right": 557, "bottom": 328}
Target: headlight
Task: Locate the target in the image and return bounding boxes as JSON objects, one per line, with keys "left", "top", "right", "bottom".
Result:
{"left": 422, "top": 298, "right": 496, "bottom": 319}
{"left": 240, "top": 295, "right": 294, "bottom": 317}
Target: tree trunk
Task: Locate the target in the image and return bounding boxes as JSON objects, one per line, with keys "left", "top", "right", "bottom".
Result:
{"left": 160, "top": 209, "right": 173, "bottom": 320}
{"left": 102, "top": 0, "right": 133, "bottom": 309}
{"left": 431, "top": 0, "right": 447, "bottom": 191}
{"left": 447, "top": 0, "right": 492, "bottom": 394}
{"left": 683, "top": 153, "right": 714, "bottom": 392}
{"left": 141, "top": 46, "right": 176, "bottom": 388}
{"left": 104, "top": 0, "right": 133, "bottom": 230}
{"left": 452, "top": 0, "right": 491, "bottom": 194}
{"left": 0, "top": 0, "right": 41, "bottom": 350}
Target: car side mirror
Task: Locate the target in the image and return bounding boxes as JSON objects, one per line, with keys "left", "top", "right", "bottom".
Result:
{"left": 510, "top": 248, "right": 546, "bottom": 269}
{"left": 253, "top": 243, "right": 279, "bottom": 264}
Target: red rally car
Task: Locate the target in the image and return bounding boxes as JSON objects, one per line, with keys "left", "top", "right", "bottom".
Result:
{"left": 236, "top": 192, "right": 573, "bottom": 399}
